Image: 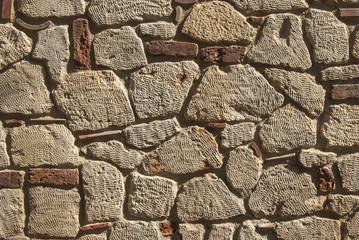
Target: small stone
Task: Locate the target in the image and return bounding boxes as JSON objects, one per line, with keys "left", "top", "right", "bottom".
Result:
{"left": 0, "top": 171, "right": 24, "bottom": 188}
{"left": 248, "top": 16, "right": 265, "bottom": 25}
{"left": 239, "top": 220, "right": 274, "bottom": 240}
{"left": 78, "top": 232, "right": 107, "bottom": 240}
{"left": 160, "top": 221, "right": 177, "bottom": 236}
{"left": 347, "top": 211, "right": 359, "bottom": 239}
{"left": 28, "top": 168, "right": 79, "bottom": 186}
{"left": 174, "top": 0, "right": 197, "bottom": 4}
{"left": 331, "top": 84, "right": 359, "bottom": 100}
{"left": 321, "top": 65, "right": 359, "bottom": 81}
{"left": 4, "top": 119, "right": 24, "bottom": 126}
{"left": 201, "top": 46, "right": 247, "bottom": 64}
{"left": 16, "top": 18, "right": 51, "bottom": 31}
{"left": 298, "top": 148, "right": 337, "bottom": 168}
{"left": 0, "top": 122, "right": 9, "bottom": 169}
{"left": 250, "top": 142, "right": 262, "bottom": 157}
{"left": 81, "top": 222, "right": 110, "bottom": 231}
{"left": 221, "top": 122, "right": 256, "bottom": 148}
{"left": 208, "top": 123, "right": 227, "bottom": 129}
{"left": 139, "top": 21, "right": 176, "bottom": 39}
{"left": 208, "top": 223, "right": 236, "bottom": 240}
{"left": 228, "top": 0, "right": 308, "bottom": 14}
{"left": 257, "top": 223, "right": 276, "bottom": 230}
{"left": 147, "top": 40, "right": 198, "bottom": 58}
{"left": 2, "top": 0, "right": 12, "bottom": 19}
{"left": 317, "top": 167, "right": 334, "bottom": 193}
{"left": 325, "top": 194, "right": 359, "bottom": 216}
{"left": 175, "top": 6, "right": 183, "bottom": 23}
{"left": 78, "top": 130, "right": 122, "bottom": 140}
{"left": 178, "top": 224, "right": 205, "bottom": 240}
{"left": 73, "top": 18, "right": 91, "bottom": 71}
{"left": 109, "top": 221, "right": 159, "bottom": 240}
{"left": 337, "top": 153, "right": 359, "bottom": 193}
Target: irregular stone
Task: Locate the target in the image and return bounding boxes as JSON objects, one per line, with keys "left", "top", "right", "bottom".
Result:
{"left": 239, "top": 220, "right": 273, "bottom": 240}
{"left": 304, "top": 9, "right": 349, "bottom": 64}
{"left": 176, "top": 173, "right": 246, "bottom": 222}
{"left": 0, "top": 24, "right": 32, "bottom": 70}
{"left": 130, "top": 61, "right": 200, "bottom": 119}
{"left": 247, "top": 14, "right": 311, "bottom": 70}
{"left": 124, "top": 118, "right": 180, "bottom": 149}
{"left": 17, "top": 0, "right": 85, "bottom": 17}
{"left": 346, "top": 210, "right": 359, "bottom": 239}
{"left": 321, "top": 104, "right": 359, "bottom": 147}
{"left": 201, "top": 46, "right": 247, "bottom": 64}
{"left": 325, "top": 194, "right": 359, "bottom": 216}
{"left": 128, "top": 172, "right": 177, "bottom": 219}
{"left": 139, "top": 21, "right": 176, "bottom": 39}
{"left": 0, "top": 60, "right": 53, "bottom": 114}
{"left": 146, "top": 40, "right": 198, "bottom": 58}
{"left": 318, "top": 167, "right": 334, "bottom": 193}
{"left": 337, "top": 153, "right": 359, "bottom": 193}
{"left": 78, "top": 232, "right": 107, "bottom": 240}
{"left": 221, "top": 122, "right": 256, "bottom": 148}
{"left": 144, "top": 126, "right": 222, "bottom": 175}
{"left": 0, "top": 122, "right": 9, "bottom": 169}
{"left": 27, "top": 187, "right": 80, "bottom": 238}
{"left": 160, "top": 221, "right": 177, "bottom": 236}
{"left": 82, "top": 141, "right": 143, "bottom": 169}
{"left": 28, "top": 168, "right": 79, "bottom": 186}
{"left": 265, "top": 68, "right": 325, "bottom": 117}
{"left": 228, "top": 0, "right": 308, "bottom": 14}
{"left": 73, "top": 18, "right": 91, "bottom": 71}
{"left": 0, "top": 171, "right": 24, "bottom": 188}
{"left": 185, "top": 65, "right": 284, "bottom": 122}
{"left": 89, "top": 0, "right": 172, "bottom": 26}
{"left": 109, "top": 221, "right": 159, "bottom": 240}
{"left": 299, "top": 148, "right": 337, "bottom": 168}
{"left": 208, "top": 223, "right": 236, "bottom": 240}
{"left": 182, "top": 1, "right": 256, "bottom": 44}
{"left": 331, "top": 84, "right": 359, "bottom": 100}
{"left": 10, "top": 124, "right": 78, "bottom": 168}
{"left": 0, "top": 189, "right": 25, "bottom": 239}
{"left": 53, "top": 70, "right": 135, "bottom": 131}
{"left": 259, "top": 105, "right": 317, "bottom": 153}
{"left": 82, "top": 161, "right": 124, "bottom": 223}
{"left": 33, "top": 26, "right": 69, "bottom": 83}
{"left": 175, "top": 6, "right": 184, "bottom": 23}
{"left": 226, "top": 146, "right": 262, "bottom": 197}
{"left": 178, "top": 224, "right": 205, "bottom": 240}
{"left": 321, "top": 65, "right": 359, "bottom": 81}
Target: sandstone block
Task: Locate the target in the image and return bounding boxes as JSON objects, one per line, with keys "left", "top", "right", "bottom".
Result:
{"left": 0, "top": 171, "right": 24, "bottom": 188}
{"left": 109, "top": 221, "right": 159, "bottom": 240}
{"left": 321, "top": 65, "right": 359, "bottom": 81}
{"left": 337, "top": 153, "right": 359, "bottom": 193}
{"left": 139, "top": 21, "right": 176, "bottom": 39}
{"left": 78, "top": 232, "right": 107, "bottom": 240}
{"left": 201, "top": 46, "right": 247, "bottom": 64}
{"left": 299, "top": 148, "right": 337, "bottom": 168}
{"left": 239, "top": 220, "right": 274, "bottom": 240}
{"left": 73, "top": 18, "right": 91, "bottom": 71}
{"left": 0, "top": 122, "right": 9, "bottom": 169}
{"left": 228, "top": 0, "right": 308, "bottom": 14}
{"left": 221, "top": 122, "right": 256, "bottom": 148}
{"left": 331, "top": 84, "right": 359, "bottom": 100}
{"left": 179, "top": 224, "right": 205, "bottom": 240}
{"left": 146, "top": 40, "right": 198, "bottom": 58}
{"left": 208, "top": 223, "right": 236, "bottom": 240}
{"left": 17, "top": 0, "right": 85, "bottom": 17}
{"left": 352, "top": 26, "right": 359, "bottom": 60}
{"left": 347, "top": 211, "right": 359, "bottom": 240}
{"left": 325, "top": 194, "right": 359, "bottom": 216}
{"left": 28, "top": 168, "right": 79, "bottom": 186}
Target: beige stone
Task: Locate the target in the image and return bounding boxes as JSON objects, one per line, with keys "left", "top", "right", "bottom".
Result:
{"left": 109, "top": 221, "right": 159, "bottom": 240}
{"left": 179, "top": 224, "right": 205, "bottom": 240}
{"left": 325, "top": 0, "right": 359, "bottom": 5}
{"left": 346, "top": 211, "right": 359, "bottom": 239}
{"left": 337, "top": 153, "right": 359, "bottom": 193}
{"left": 208, "top": 223, "right": 236, "bottom": 240}
{"left": 0, "top": 122, "right": 9, "bottom": 169}
{"left": 299, "top": 148, "right": 337, "bottom": 168}
{"left": 78, "top": 232, "right": 107, "bottom": 240}
{"left": 139, "top": 21, "right": 176, "bottom": 39}
{"left": 238, "top": 220, "right": 273, "bottom": 240}
{"left": 221, "top": 122, "right": 256, "bottom": 149}
{"left": 353, "top": 26, "right": 359, "bottom": 60}
{"left": 325, "top": 194, "right": 359, "bottom": 216}
{"left": 321, "top": 65, "right": 359, "bottom": 81}
{"left": 228, "top": 0, "right": 308, "bottom": 14}
{"left": 17, "top": 0, "right": 85, "bottom": 17}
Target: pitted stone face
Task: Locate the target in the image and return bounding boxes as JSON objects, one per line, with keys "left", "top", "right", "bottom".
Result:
{"left": 228, "top": 0, "right": 308, "bottom": 14}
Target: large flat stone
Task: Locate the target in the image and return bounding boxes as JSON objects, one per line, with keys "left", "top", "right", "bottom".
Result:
{"left": 228, "top": 0, "right": 308, "bottom": 14}
{"left": 346, "top": 211, "right": 359, "bottom": 239}
{"left": 208, "top": 223, "right": 236, "bottom": 240}
{"left": 17, "top": 0, "right": 85, "bottom": 17}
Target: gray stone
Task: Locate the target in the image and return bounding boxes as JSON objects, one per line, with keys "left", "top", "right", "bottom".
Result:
{"left": 248, "top": 14, "right": 311, "bottom": 70}
{"left": 93, "top": 27, "right": 147, "bottom": 71}
{"left": 17, "top": 0, "right": 85, "bottom": 17}
{"left": 0, "top": 122, "right": 9, "bottom": 169}
{"left": 325, "top": 194, "right": 359, "bottom": 216}
{"left": 179, "top": 224, "right": 205, "bottom": 240}
{"left": 139, "top": 21, "right": 176, "bottom": 39}
{"left": 185, "top": 65, "right": 284, "bottom": 122}
{"left": 346, "top": 211, "right": 359, "bottom": 240}
{"left": 299, "top": 148, "right": 337, "bottom": 168}
{"left": 221, "top": 122, "right": 256, "bottom": 149}
{"left": 176, "top": 173, "right": 246, "bottom": 222}
{"left": 53, "top": 70, "right": 135, "bottom": 131}
{"left": 130, "top": 61, "right": 200, "bottom": 119}
{"left": 208, "top": 223, "right": 236, "bottom": 240}
{"left": 109, "top": 221, "right": 159, "bottom": 240}
{"left": 337, "top": 153, "right": 359, "bottom": 193}
{"left": 321, "top": 65, "right": 359, "bottom": 81}
{"left": 78, "top": 233, "right": 107, "bottom": 240}
{"left": 228, "top": 0, "right": 308, "bottom": 14}
{"left": 239, "top": 220, "right": 273, "bottom": 240}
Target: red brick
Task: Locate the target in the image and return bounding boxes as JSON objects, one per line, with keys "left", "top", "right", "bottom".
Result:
{"left": 175, "top": 6, "right": 183, "bottom": 23}
{"left": 16, "top": 18, "right": 51, "bottom": 31}
{"left": 81, "top": 222, "right": 110, "bottom": 231}
{"left": 208, "top": 123, "right": 227, "bottom": 128}
{"left": 73, "top": 18, "right": 91, "bottom": 71}
{"left": 174, "top": 0, "right": 197, "bottom": 4}
{"left": 5, "top": 119, "right": 24, "bottom": 126}
{"left": 160, "top": 221, "right": 177, "bottom": 236}
{"left": 147, "top": 40, "right": 198, "bottom": 58}
{"left": 0, "top": 171, "right": 24, "bottom": 188}
{"left": 201, "top": 46, "right": 247, "bottom": 64}
{"left": 318, "top": 167, "right": 334, "bottom": 193}
{"left": 340, "top": 8, "right": 359, "bottom": 17}
{"left": 331, "top": 84, "right": 359, "bottom": 100}
{"left": 2, "top": 0, "right": 12, "bottom": 19}
{"left": 257, "top": 223, "right": 276, "bottom": 230}
{"left": 250, "top": 142, "right": 262, "bottom": 157}
{"left": 248, "top": 16, "right": 265, "bottom": 25}
{"left": 29, "top": 118, "right": 67, "bottom": 123}
{"left": 78, "top": 130, "right": 122, "bottom": 140}
{"left": 28, "top": 168, "right": 79, "bottom": 186}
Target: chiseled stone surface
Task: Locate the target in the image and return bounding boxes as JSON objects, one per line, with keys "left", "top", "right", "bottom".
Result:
{"left": 109, "top": 221, "right": 159, "bottom": 240}
{"left": 208, "top": 223, "right": 236, "bottom": 240}
{"left": 221, "top": 122, "right": 256, "bottom": 149}
{"left": 0, "top": 122, "right": 9, "bottom": 169}
{"left": 346, "top": 211, "right": 359, "bottom": 240}
{"left": 337, "top": 153, "right": 359, "bottom": 193}
{"left": 325, "top": 194, "right": 359, "bottom": 216}
{"left": 228, "top": 0, "right": 308, "bottom": 14}
{"left": 352, "top": 26, "right": 359, "bottom": 60}
{"left": 179, "top": 224, "right": 205, "bottom": 240}
{"left": 299, "top": 148, "right": 337, "bottom": 168}
{"left": 238, "top": 219, "right": 273, "bottom": 240}
{"left": 78, "top": 232, "right": 107, "bottom": 240}
{"left": 139, "top": 21, "right": 176, "bottom": 39}
{"left": 321, "top": 65, "right": 359, "bottom": 81}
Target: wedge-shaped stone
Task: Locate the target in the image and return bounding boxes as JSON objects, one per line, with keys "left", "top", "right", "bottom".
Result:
{"left": 221, "top": 122, "right": 256, "bottom": 149}
{"left": 337, "top": 153, "right": 359, "bottom": 193}
{"left": 93, "top": 27, "right": 147, "bottom": 71}
{"left": 0, "top": 61, "right": 53, "bottom": 114}
{"left": 89, "top": 0, "right": 172, "bottom": 26}
{"left": 17, "top": 0, "right": 85, "bottom": 17}
{"left": 179, "top": 224, "right": 205, "bottom": 240}
{"left": 248, "top": 14, "right": 311, "bottom": 70}
{"left": 325, "top": 194, "right": 359, "bottom": 216}
{"left": 305, "top": 9, "right": 349, "bottom": 64}
{"left": 346, "top": 211, "right": 359, "bottom": 240}
{"left": 82, "top": 141, "right": 143, "bottom": 169}
{"left": 182, "top": 1, "right": 256, "bottom": 44}
{"left": 130, "top": 61, "right": 200, "bottom": 119}
{"left": 0, "top": 24, "right": 32, "bottom": 70}
{"left": 128, "top": 172, "right": 177, "bottom": 219}
{"left": 176, "top": 173, "right": 246, "bottom": 222}
{"left": 299, "top": 148, "right": 337, "bottom": 168}
{"left": 228, "top": 0, "right": 308, "bottom": 14}
{"left": 0, "top": 122, "right": 9, "bottom": 169}
{"left": 82, "top": 161, "right": 124, "bottom": 223}
{"left": 185, "top": 65, "right": 284, "bottom": 122}
{"left": 265, "top": 68, "right": 325, "bottom": 117}
{"left": 27, "top": 187, "right": 80, "bottom": 238}
{"left": 144, "top": 126, "right": 222, "bottom": 175}
{"left": 124, "top": 118, "right": 181, "bottom": 149}
{"left": 10, "top": 124, "right": 79, "bottom": 168}
{"left": 109, "top": 221, "right": 159, "bottom": 240}
{"left": 139, "top": 21, "right": 176, "bottom": 39}
{"left": 53, "top": 70, "right": 135, "bottom": 131}
{"left": 208, "top": 223, "right": 236, "bottom": 240}
{"left": 259, "top": 105, "right": 317, "bottom": 153}
{"left": 321, "top": 65, "right": 359, "bottom": 81}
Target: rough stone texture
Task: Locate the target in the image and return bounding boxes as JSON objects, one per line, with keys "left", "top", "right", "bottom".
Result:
{"left": 53, "top": 70, "right": 135, "bottom": 131}
{"left": 259, "top": 105, "right": 317, "bottom": 153}
{"left": 265, "top": 68, "right": 325, "bottom": 117}
{"left": 208, "top": 223, "right": 236, "bottom": 240}
{"left": 326, "top": 0, "right": 359, "bottom": 4}
{"left": 78, "top": 232, "right": 107, "bottom": 240}
{"left": 201, "top": 46, "right": 247, "bottom": 64}
{"left": 0, "top": 60, "right": 53, "bottom": 114}
{"left": 182, "top": 1, "right": 256, "bottom": 44}
{"left": 299, "top": 148, "right": 337, "bottom": 168}
{"left": 352, "top": 26, "right": 359, "bottom": 60}
{"left": 0, "top": 24, "right": 32, "bottom": 70}
{"left": 73, "top": 18, "right": 91, "bottom": 71}
{"left": 28, "top": 168, "right": 79, "bottom": 186}
{"left": 33, "top": 26, "right": 69, "bottom": 83}
{"left": 321, "top": 104, "right": 359, "bottom": 147}
{"left": 124, "top": 118, "right": 180, "bottom": 149}
{"left": 0, "top": 189, "right": 25, "bottom": 239}
{"left": 239, "top": 219, "right": 273, "bottom": 240}
{"left": 10, "top": 124, "right": 78, "bottom": 168}
{"left": 318, "top": 167, "right": 335, "bottom": 193}
{"left": 0, "top": 171, "right": 24, "bottom": 188}
{"left": 146, "top": 40, "right": 198, "bottom": 58}
{"left": 88, "top": 0, "right": 172, "bottom": 26}
{"left": 178, "top": 224, "right": 205, "bottom": 240}
{"left": 226, "top": 146, "right": 262, "bottom": 197}
{"left": 346, "top": 210, "right": 359, "bottom": 240}
{"left": 305, "top": 8, "right": 349, "bottom": 64}
{"left": 130, "top": 61, "right": 200, "bottom": 119}
{"left": 81, "top": 222, "right": 110, "bottom": 231}
{"left": 331, "top": 84, "right": 359, "bottom": 100}
{"left": 325, "top": 194, "right": 359, "bottom": 216}
{"left": 337, "top": 153, "right": 359, "bottom": 193}
{"left": 321, "top": 64, "right": 359, "bottom": 81}
{"left": 128, "top": 172, "right": 177, "bottom": 219}
{"left": 82, "top": 141, "right": 144, "bottom": 169}
{"left": 144, "top": 126, "right": 222, "bottom": 175}
{"left": 17, "top": 0, "right": 85, "bottom": 18}
{"left": 185, "top": 65, "right": 284, "bottom": 122}
{"left": 27, "top": 187, "right": 80, "bottom": 238}
{"left": 221, "top": 122, "right": 256, "bottom": 149}
{"left": 228, "top": 0, "right": 308, "bottom": 14}
{"left": 0, "top": 122, "right": 9, "bottom": 169}
{"left": 93, "top": 27, "right": 147, "bottom": 71}
{"left": 82, "top": 161, "right": 124, "bottom": 223}
{"left": 109, "top": 221, "right": 159, "bottom": 240}
{"left": 247, "top": 14, "right": 312, "bottom": 70}
{"left": 139, "top": 21, "right": 176, "bottom": 39}
{"left": 176, "top": 173, "right": 246, "bottom": 222}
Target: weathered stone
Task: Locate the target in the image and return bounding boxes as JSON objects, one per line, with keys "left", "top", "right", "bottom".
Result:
{"left": 146, "top": 40, "right": 198, "bottom": 58}
{"left": 201, "top": 46, "right": 247, "bottom": 64}
{"left": 78, "top": 232, "right": 107, "bottom": 240}
{"left": 53, "top": 70, "right": 135, "bottom": 131}
{"left": 347, "top": 211, "right": 359, "bottom": 240}
{"left": 331, "top": 84, "right": 359, "bottom": 100}
{"left": 208, "top": 223, "right": 236, "bottom": 240}
{"left": 265, "top": 68, "right": 325, "bottom": 117}
{"left": 16, "top": 18, "right": 51, "bottom": 31}
{"left": 0, "top": 60, "right": 53, "bottom": 114}
{"left": 321, "top": 104, "right": 359, "bottom": 147}
{"left": 139, "top": 21, "right": 176, "bottom": 39}
{"left": 325, "top": 194, "right": 359, "bottom": 216}
{"left": 17, "top": 0, "right": 85, "bottom": 17}
{"left": 144, "top": 126, "right": 222, "bottom": 175}
{"left": 94, "top": 27, "right": 146, "bottom": 71}
{"left": 176, "top": 173, "right": 246, "bottom": 222}
{"left": 318, "top": 167, "right": 334, "bottom": 193}
{"left": 337, "top": 153, "right": 359, "bottom": 193}
{"left": 175, "top": 6, "right": 184, "bottom": 23}
{"left": 178, "top": 224, "right": 205, "bottom": 240}
{"left": 109, "top": 221, "right": 159, "bottom": 240}
{"left": 182, "top": 1, "right": 256, "bottom": 44}
{"left": 239, "top": 220, "right": 273, "bottom": 240}
{"left": 27, "top": 187, "right": 80, "bottom": 238}
{"left": 0, "top": 122, "right": 9, "bottom": 169}
{"left": 353, "top": 26, "right": 359, "bottom": 60}
{"left": 33, "top": 26, "right": 69, "bottom": 83}
{"left": 299, "top": 148, "right": 337, "bottom": 168}
{"left": 2, "top": 0, "right": 12, "bottom": 19}
{"left": 228, "top": 0, "right": 308, "bottom": 14}
{"left": 248, "top": 14, "right": 311, "bottom": 70}
{"left": 185, "top": 65, "right": 284, "bottom": 122}
{"left": 73, "top": 18, "right": 91, "bottom": 71}
{"left": 131, "top": 62, "right": 199, "bottom": 119}
{"left": 321, "top": 65, "right": 359, "bottom": 81}
{"left": 0, "top": 189, "right": 25, "bottom": 239}
{"left": 305, "top": 8, "right": 349, "bottom": 64}
{"left": 128, "top": 172, "right": 177, "bottom": 219}
{"left": 259, "top": 105, "right": 317, "bottom": 153}
{"left": 326, "top": 0, "right": 359, "bottom": 4}
{"left": 28, "top": 168, "right": 79, "bottom": 186}
{"left": 0, "top": 24, "right": 32, "bottom": 70}
{"left": 81, "top": 222, "right": 110, "bottom": 231}
{"left": 221, "top": 122, "right": 256, "bottom": 149}
{"left": 82, "top": 140, "right": 143, "bottom": 169}
{"left": 0, "top": 171, "right": 24, "bottom": 188}
{"left": 10, "top": 124, "right": 78, "bottom": 168}
{"left": 160, "top": 221, "right": 177, "bottom": 236}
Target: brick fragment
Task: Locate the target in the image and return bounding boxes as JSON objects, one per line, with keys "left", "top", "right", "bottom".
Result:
{"left": 73, "top": 18, "right": 91, "bottom": 71}
{"left": 81, "top": 222, "right": 110, "bottom": 231}
{"left": 16, "top": 19, "right": 51, "bottom": 31}
{"left": 29, "top": 118, "right": 67, "bottom": 123}
{"left": 160, "top": 221, "right": 177, "bottom": 236}
{"left": 147, "top": 40, "right": 198, "bottom": 58}
{"left": 248, "top": 16, "right": 265, "bottom": 25}
{"left": 2, "top": 0, "right": 12, "bottom": 19}
{"left": 175, "top": 6, "right": 183, "bottom": 23}
{"left": 28, "top": 168, "right": 79, "bottom": 186}
{"left": 318, "top": 167, "right": 334, "bottom": 193}
{"left": 0, "top": 171, "right": 24, "bottom": 188}
{"left": 340, "top": 8, "right": 359, "bottom": 17}
{"left": 78, "top": 130, "right": 122, "bottom": 140}
{"left": 250, "top": 142, "right": 262, "bottom": 157}
{"left": 5, "top": 119, "right": 24, "bottom": 126}
{"left": 208, "top": 123, "right": 227, "bottom": 129}
{"left": 174, "top": 0, "right": 197, "bottom": 4}
{"left": 331, "top": 84, "right": 359, "bottom": 100}
{"left": 257, "top": 223, "right": 276, "bottom": 230}
{"left": 202, "top": 46, "right": 246, "bottom": 64}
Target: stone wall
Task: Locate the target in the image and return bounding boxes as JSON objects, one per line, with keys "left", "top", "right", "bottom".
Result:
{"left": 0, "top": 0, "right": 359, "bottom": 239}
